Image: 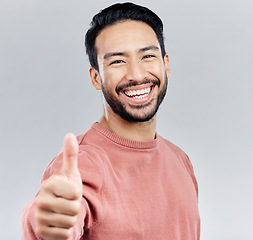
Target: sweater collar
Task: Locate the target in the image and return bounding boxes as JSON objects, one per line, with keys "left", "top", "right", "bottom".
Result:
{"left": 92, "top": 122, "right": 158, "bottom": 149}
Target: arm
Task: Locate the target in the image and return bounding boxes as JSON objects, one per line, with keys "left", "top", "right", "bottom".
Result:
{"left": 21, "top": 134, "right": 85, "bottom": 240}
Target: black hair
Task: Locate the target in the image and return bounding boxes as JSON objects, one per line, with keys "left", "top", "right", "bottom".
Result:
{"left": 85, "top": 2, "right": 166, "bottom": 71}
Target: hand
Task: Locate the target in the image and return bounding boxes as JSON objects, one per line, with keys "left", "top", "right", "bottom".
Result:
{"left": 35, "top": 133, "right": 83, "bottom": 240}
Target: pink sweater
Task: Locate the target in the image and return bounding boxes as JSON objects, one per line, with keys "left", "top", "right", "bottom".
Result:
{"left": 22, "top": 123, "right": 200, "bottom": 239}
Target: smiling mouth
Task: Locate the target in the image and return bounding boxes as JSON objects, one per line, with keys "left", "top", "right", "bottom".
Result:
{"left": 124, "top": 87, "right": 152, "bottom": 99}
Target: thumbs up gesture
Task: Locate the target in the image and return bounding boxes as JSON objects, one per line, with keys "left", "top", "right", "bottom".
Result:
{"left": 35, "top": 134, "right": 83, "bottom": 240}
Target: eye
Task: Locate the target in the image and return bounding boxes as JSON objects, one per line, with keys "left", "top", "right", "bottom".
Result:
{"left": 142, "top": 54, "right": 155, "bottom": 59}
{"left": 110, "top": 60, "right": 124, "bottom": 65}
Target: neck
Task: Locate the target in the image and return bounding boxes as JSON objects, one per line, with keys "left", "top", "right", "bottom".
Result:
{"left": 98, "top": 112, "right": 156, "bottom": 141}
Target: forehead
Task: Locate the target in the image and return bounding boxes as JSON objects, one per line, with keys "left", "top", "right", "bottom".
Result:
{"left": 95, "top": 20, "right": 160, "bottom": 57}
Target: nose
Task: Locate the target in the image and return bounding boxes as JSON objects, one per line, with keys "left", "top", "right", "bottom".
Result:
{"left": 124, "top": 59, "right": 147, "bottom": 82}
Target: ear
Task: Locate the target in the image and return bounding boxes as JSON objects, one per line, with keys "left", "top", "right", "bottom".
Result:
{"left": 89, "top": 66, "right": 101, "bottom": 90}
{"left": 163, "top": 53, "right": 170, "bottom": 79}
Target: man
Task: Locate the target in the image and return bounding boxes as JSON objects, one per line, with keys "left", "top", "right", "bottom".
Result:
{"left": 21, "top": 3, "right": 200, "bottom": 240}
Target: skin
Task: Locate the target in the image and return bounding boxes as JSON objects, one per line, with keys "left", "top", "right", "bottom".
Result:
{"left": 90, "top": 20, "right": 170, "bottom": 141}
{"left": 35, "top": 134, "right": 83, "bottom": 239}
{"left": 34, "top": 20, "right": 170, "bottom": 239}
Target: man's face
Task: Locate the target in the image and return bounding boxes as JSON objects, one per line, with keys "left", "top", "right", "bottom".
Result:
{"left": 91, "top": 20, "right": 170, "bottom": 122}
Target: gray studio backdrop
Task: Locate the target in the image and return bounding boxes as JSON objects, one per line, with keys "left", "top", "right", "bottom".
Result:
{"left": 1, "top": 0, "right": 252, "bottom": 239}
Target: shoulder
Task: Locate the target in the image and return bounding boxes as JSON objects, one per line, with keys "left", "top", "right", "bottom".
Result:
{"left": 158, "top": 135, "right": 193, "bottom": 169}
{"left": 157, "top": 135, "right": 187, "bottom": 158}
{"left": 41, "top": 126, "right": 109, "bottom": 185}
{"left": 157, "top": 135, "right": 198, "bottom": 193}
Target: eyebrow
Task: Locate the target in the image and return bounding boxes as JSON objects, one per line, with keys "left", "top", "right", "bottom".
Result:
{"left": 103, "top": 45, "right": 160, "bottom": 60}
{"left": 138, "top": 45, "right": 159, "bottom": 53}
{"left": 103, "top": 51, "right": 126, "bottom": 60}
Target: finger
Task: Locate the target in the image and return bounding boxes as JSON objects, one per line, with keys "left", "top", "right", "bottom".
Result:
{"left": 36, "top": 195, "right": 81, "bottom": 215}
{"left": 61, "top": 133, "right": 79, "bottom": 178}
{"left": 40, "top": 176, "right": 81, "bottom": 200}
{"left": 35, "top": 210, "right": 77, "bottom": 229}
{"left": 35, "top": 225, "right": 72, "bottom": 240}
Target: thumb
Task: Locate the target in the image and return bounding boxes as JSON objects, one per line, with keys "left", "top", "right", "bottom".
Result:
{"left": 61, "top": 133, "right": 79, "bottom": 178}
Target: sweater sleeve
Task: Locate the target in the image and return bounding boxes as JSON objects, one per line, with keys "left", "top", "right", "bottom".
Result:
{"left": 182, "top": 153, "right": 199, "bottom": 198}
{"left": 21, "top": 199, "right": 43, "bottom": 240}
{"left": 21, "top": 145, "right": 106, "bottom": 239}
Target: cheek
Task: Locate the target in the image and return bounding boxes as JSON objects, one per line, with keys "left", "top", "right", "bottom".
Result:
{"left": 145, "top": 63, "right": 164, "bottom": 78}
{"left": 104, "top": 69, "right": 124, "bottom": 89}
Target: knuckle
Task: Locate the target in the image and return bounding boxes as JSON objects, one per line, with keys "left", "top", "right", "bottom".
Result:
{"left": 57, "top": 228, "right": 72, "bottom": 240}
{"left": 71, "top": 201, "right": 81, "bottom": 215}
{"left": 35, "top": 225, "right": 47, "bottom": 237}
{"left": 34, "top": 210, "right": 42, "bottom": 223}
{"left": 64, "top": 216, "right": 76, "bottom": 228}
{"left": 74, "top": 186, "right": 82, "bottom": 198}
{"left": 35, "top": 197, "right": 50, "bottom": 210}
{"left": 34, "top": 210, "right": 48, "bottom": 227}
{"left": 69, "top": 216, "right": 77, "bottom": 227}
{"left": 41, "top": 178, "right": 55, "bottom": 192}
{"left": 35, "top": 223, "right": 72, "bottom": 240}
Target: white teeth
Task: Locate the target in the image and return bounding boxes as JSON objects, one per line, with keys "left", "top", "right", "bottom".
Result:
{"left": 125, "top": 87, "right": 151, "bottom": 97}
{"left": 133, "top": 93, "right": 149, "bottom": 99}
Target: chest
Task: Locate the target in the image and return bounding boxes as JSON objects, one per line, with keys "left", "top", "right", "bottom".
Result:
{"left": 85, "top": 152, "right": 199, "bottom": 239}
